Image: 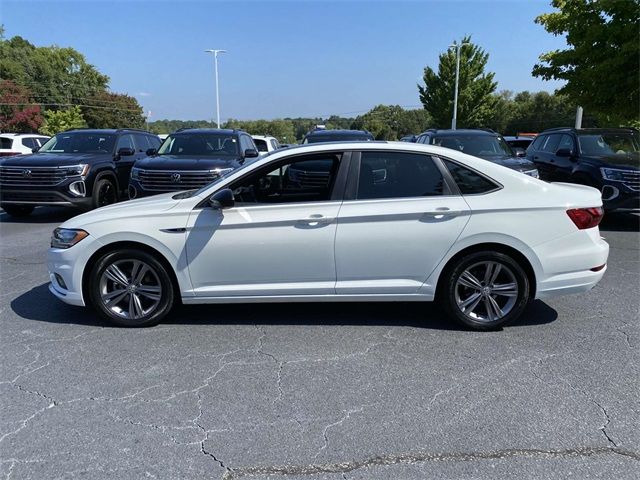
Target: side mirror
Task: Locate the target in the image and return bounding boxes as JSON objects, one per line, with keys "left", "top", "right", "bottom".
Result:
{"left": 555, "top": 148, "right": 573, "bottom": 157}
{"left": 244, "top": 148, "right": 259, "bottom": 158}
{"left": 513, "top": 147, "right": 526, "bottom": 157}
{"left": 117, "top": 147, "right": 135, "bottom": 159}
{"left": 31, "top": 147, "right": 40, "bottom": 153}
{"left": 208, "top": 188, "right": 234, "bottom": 209}
{"left": 146, "top": 148, "right": 157, "bottom": 156}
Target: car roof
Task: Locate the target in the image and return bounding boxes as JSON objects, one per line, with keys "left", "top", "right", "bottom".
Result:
{"left": 539, "top": 127, "right": 639, "bottom": 135}
{"left": 419, "top": 129, "right": 498, "bottom": 137}
{"left": 62, "top": 128, "right": 156, "bottom": 135}
{"left": 0, "top": 133, "right": 49, "bottom": 138}
{"left": 305, "top": 129, "right": 372, "bottom": 137}
{"left": 251, "top": 135, "right": 275, "bottom": 140}
{"left": 172, "top": 128, "right": 241, "bottom": 135}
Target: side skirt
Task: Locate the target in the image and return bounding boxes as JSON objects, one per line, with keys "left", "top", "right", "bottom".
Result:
{"left": 181, "top": 293, "right": 434, "bottom": 304}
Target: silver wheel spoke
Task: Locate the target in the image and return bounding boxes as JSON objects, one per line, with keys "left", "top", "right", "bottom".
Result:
{"left": 488, "top": 263, "right": 502, "bottom": 285}
{"left": 132, "top": 264, "right": 149, "bottom": 286}
{"left": 103, "top": 288, "right": 127, "bottom": 301}
{"left": 460, "top": 292, "right": 482, "bottom": 313}
{"left": 486, "top": 295, "right": 504, "bottom": 320}
{"left": 105, "top": 290, "right": 128, "bottom": 307}
{"left": 131, "top": 293, "right": 145, "bottom": 318}
{"left": 137, "top": 285, "right": 161, "bottom": 301}
{"left": 492, "top": 282, "right": 518, "bottom": 297}
{"left": 458, "top": 271, "right": 483, "bottom": 290}
{"left": 105, "top": 265, "right": 129, "bottom": 285}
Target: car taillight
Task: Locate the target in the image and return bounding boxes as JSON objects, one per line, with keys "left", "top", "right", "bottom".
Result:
{"left": 566, "top": 207, "right": 604, "bottom": 230}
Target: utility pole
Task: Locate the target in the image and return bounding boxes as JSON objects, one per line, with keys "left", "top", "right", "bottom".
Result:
{"left": 205, "top": 49, "right": 227, "bottom": 128}
{"left": 449, "top": 40, "right": 469, "bottom": 130}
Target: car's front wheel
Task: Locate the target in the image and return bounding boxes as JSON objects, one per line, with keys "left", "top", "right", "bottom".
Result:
{"left": 1, "top": 204, "right": 35, "bottom": 217}
{"left": 88, "top": 249, "right": 175, "bottom": 327}
{"left": 439, "top": 251, "right": 530, "bottom": 330}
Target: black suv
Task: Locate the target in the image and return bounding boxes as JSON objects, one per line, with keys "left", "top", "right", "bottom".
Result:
{"left": 302, "top": 128, "right": 374, "bottom": 144}
{"left": 415, "top": 129, "right": 539, "bottom": 177}
{"left": 128, "top": 129, "right": 259, "bottom": 198}
{"left": 0, "top": 129, "right": 161, "bottom": 217}
{"left": 526, "top": 127, "right": 639, "bottom": 212}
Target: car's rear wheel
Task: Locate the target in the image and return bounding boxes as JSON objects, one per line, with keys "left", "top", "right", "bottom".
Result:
{"left": 92, "top": 178, "right": 118, "bottom": 209}
{"left": 439, "top": 251, "right": 530, "bottom": 330}
{"left": 88, "top": 249, "right": 174, "bottom": 327}
{"left": 1, "top": 204, "right": 35, "bottom": 217}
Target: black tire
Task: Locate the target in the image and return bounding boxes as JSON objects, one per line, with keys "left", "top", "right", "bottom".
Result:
{"left": 92, "top": 177, "right": 118, "bottom": 209}
{"left": 438, "top": 251, "right": 530, "bottom": 331}
{"left": 88, "top": 249, "right": 175, "bottom": 327}
{"left": 1, "top": 204, "right": 35, "bottom": 217}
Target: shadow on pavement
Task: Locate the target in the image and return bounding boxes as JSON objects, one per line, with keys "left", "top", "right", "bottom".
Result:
{"left": 0, "top": 206, "right": 79, "bottom": 224}
{"left": 599, "top": 212, "right": 640, "bottom": 232}
{"left": 12, "top": 283, "right": 558, "bottom": 331}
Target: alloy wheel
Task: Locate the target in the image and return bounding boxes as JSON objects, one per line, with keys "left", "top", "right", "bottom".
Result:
{"left": 98, "top": 259, "right": 162, "bottom": 320}
{"left": 98, "top": 182, "right": 116, "bottom": 207}
{"left": 454, "top": 261, "right": 519, "bottom": 323}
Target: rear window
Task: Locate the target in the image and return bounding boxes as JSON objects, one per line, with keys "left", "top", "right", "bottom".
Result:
{"left": 443, "top": 159, "right": 499, "bottom": 195}
{"left": 0, "top": 137, "right": 13, "bottom": 149}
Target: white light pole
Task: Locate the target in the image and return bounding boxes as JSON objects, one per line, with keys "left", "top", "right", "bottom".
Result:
{"left": 449, "top": 41, "right": 469, "bottom": 130}
{"left": 205, "top": 49, "right": 226, "bottom": 128}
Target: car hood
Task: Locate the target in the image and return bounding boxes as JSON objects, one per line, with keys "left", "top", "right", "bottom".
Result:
{"left": 580, "top": 152, "right": 639, "bottom": 169}
{"left": 135, "top": 155, "right": 241, "bottom": 170}
{"left": 477, "top": 155, "right": 536, "bottom": 171}
{"left": 0, "top": 152, "right": 109, "bottom": 167}
{"left": 61, "top": 191, "right": 184, "bottom": 229}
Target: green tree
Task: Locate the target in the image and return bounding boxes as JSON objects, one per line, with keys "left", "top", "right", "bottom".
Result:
{"left": 0, "top": 80, "right": 43, "bottom": 132}
{"left": 81, "top": 91, "right": 146, "bottom": 129}
{"left": 0, "top": 35, "right": 109, "bottom": 108}
{"left": 418, "top": 36, "right": 498, "bottom": 129}
{"left": 533, "top": 0, "right": 640, "bottom": 124}
{"left": 353, "top": 105, "right": 431, "bottom": 140}
{"left": 39, "top": 106, "right": 86, "bottom": 135}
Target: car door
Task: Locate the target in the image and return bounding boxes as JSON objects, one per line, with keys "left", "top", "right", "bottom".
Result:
{"left": 547, "top": 134, "right": 576, "bottom": 182}
{"left": 114, "top": 134, "right": 139, "bottom": 190}
{"left": 531, "top": 134, "right": 561, "bottom": 180}
{"left": 184, "top": 151, "right": 349, "bottom": 297}
{"left": 334, "top": 150, "right": 470, "bottom": 295}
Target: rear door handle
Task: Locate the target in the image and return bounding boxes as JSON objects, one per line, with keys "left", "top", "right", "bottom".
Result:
{"left": 426, "top": 207, "right": 460, "bottom": 218}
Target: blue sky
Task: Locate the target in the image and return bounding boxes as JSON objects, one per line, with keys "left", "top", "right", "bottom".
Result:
{"left": 3, "top": 0, "right": 565, "bottom": 121}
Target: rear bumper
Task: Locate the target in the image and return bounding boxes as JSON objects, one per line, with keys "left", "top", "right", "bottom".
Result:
{"left": 533, "top": 229, "right": 609, "bottom": 299}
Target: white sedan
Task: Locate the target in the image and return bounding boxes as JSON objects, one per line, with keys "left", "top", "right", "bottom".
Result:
{"left": 47, "top": 142, "right": 609, "bottom": 330}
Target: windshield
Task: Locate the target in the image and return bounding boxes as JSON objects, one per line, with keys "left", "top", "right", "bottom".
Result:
{"left": 432, "top": 135, "right": 513, "bottom": 157}
{"left": 39, "top": 132, "right": 116, "bottom": 154}
{"left": 304, "top": 134, "right": 373, "bottom": 144}
{"left": 578, "top": 132, "right": 639, "bottom": 156}
{"left": 158, "top": 133, "right": 239, "bottom": 156}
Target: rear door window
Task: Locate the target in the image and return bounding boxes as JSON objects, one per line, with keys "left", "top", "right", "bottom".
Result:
{"left": 0, "top": 137, "right": 13, "bottom": 149}
{"left": 356, "top": 151, "right": 445, "bottom": 200}
{"left": 541, "top": 134, "right": 561, "bottom": 153}
{"left": 21, "top": 138, "right": 35, "bottom": 149}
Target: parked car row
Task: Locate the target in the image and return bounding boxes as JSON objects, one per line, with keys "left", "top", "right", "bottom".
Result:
{"left": 1, "top": 126, "right": 638, "bottom": 217}
{"left": 0, "top": 133, "right": 50, "bottom": 156}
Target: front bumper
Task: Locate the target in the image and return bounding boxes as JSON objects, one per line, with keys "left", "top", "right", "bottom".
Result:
{"left": 0, "top": 181, "right": 92, "bottom": 208}
{"left": 47, "top": 235, "right": 104, "bottom": 307}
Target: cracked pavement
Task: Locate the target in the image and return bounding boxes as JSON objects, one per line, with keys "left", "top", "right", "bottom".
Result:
{"left": 1, "top": 208, "right": 639, "bottom": 479}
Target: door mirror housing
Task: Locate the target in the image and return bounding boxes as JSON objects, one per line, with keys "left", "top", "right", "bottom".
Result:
{"left": 146, "top": 148, "right": 157, "bottom": 156}
{"left": 513, "top": 147, "right": 526, "bottom": 157}
{"left": 116, "top": 147, "right": 135, "bottom": 159}
{"left": 209, "top": 188, "right": 235, "bottom": 209}
{"left": 244, "top": 148, "right": 259, "bottom": 158}
{"left": 555, "top": 148, "right": 573, "bottom": 158}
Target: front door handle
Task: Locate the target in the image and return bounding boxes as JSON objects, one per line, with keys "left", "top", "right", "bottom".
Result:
{"left": 299, "top": 214, "right": 333, "bottom": 225}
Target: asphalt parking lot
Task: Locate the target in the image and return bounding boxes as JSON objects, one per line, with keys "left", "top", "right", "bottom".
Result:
{"left": 0, "top": 208, "right": 638, "bottom": 479}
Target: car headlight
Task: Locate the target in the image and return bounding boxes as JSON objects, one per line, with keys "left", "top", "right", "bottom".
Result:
{"left": 64, "top": 164, "right": 90, "bottom": 178}
{"left": 131, "top": 167, "right": 141, "bottom": 180}
{"left": 600, "top": 167, "right": 628, "bottom": 182}
{"left": 524, "top": 169, "right": 539, "bottom": 178}
{"left": 51, "top": 228, "right": 89, "bottom": 249}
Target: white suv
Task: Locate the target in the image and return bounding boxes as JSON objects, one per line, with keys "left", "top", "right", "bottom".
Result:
{"left": 251, "top": 135, "right": 280, "bottom": 155}
{"left": 48, "top": 142, "right": 608, "bottom": 330}
{"left": 0, "top": 133, "right": 50, "bottom": 156}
